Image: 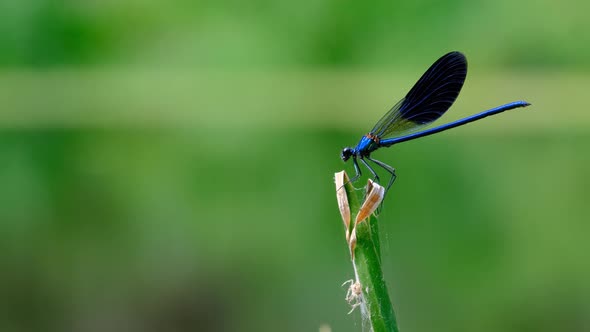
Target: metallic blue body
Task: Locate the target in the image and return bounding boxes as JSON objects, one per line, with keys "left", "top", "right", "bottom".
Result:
{"left": 354, "top": 136, "right": 379, "bottom": 156}
{"left": 347, "top": 100, "right": 530, "bottom": 193}
{"left": 341, "top": 51, "right": 531, "bottom": 195}
{"left": 353, "top": 101, "right": 529, "bottom": 157}
{"left": 377, "top": 101, "right": 530, "bottom": 148}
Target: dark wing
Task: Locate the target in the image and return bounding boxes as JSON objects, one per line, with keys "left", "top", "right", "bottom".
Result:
{"left": 371, "top": 51, "right": 467, "bottom": 139}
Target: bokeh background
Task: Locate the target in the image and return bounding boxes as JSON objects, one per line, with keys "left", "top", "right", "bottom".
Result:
{"left": 1, "top": 1, "right": 589, "bottom": 331}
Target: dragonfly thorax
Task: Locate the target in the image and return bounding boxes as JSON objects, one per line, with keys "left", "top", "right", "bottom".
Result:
{"left": 355, "top": 135, "right": 380, "bottom": 156}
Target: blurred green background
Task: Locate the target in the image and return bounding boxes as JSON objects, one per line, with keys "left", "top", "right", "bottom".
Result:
{"left": 1, "top": 0, "right": 589, "bottom": 331}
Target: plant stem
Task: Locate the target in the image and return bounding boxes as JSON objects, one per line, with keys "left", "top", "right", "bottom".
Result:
{"left": 335, "top": 171, "right": 399, "bottom": 332}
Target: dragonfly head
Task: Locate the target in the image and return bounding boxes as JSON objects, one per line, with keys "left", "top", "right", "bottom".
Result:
{"left": 341, "top": 147, "right": 354, "bottom": 162}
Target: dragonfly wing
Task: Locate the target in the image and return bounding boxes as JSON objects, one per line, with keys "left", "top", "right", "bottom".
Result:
{"left": 371, "top": 52, "right": 468, "bottom": 139}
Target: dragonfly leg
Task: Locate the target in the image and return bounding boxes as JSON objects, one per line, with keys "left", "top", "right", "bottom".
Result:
{"left": 361, "top": 157, "right": 386, "bottom": 214}
{"left": 359, "top": 157, "right": 380, "bottom": 183}
{"left": 338, "top": 157, "right": 363, "bottom": 192}
{"left": 366, "top": 157, "right": 397, "bottom": 193}
{"left": 338, "top": 157, "right": 362, "bottom": 190}
{"left": 349, "top": 157, "right": 362, "bottom": 183}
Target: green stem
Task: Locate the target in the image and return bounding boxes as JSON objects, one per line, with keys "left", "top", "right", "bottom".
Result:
{"left": 336, "top": 171, "right": 399, "bottom": 332}
{"left": 354, "top": 213, "right": 398, "bottom": 332}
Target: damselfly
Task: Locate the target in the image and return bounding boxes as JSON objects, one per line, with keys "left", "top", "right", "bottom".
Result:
{"left": 341, "top": 51, "right": 530, "bottom": 192}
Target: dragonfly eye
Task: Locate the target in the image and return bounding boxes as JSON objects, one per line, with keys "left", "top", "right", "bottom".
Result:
{"left": 341, "top": 147, "right": 354, "bottom": 162}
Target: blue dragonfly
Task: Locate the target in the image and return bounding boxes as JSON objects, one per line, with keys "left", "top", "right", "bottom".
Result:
{"left": 341, "top": 51, "right": 530, "bottom": 192}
